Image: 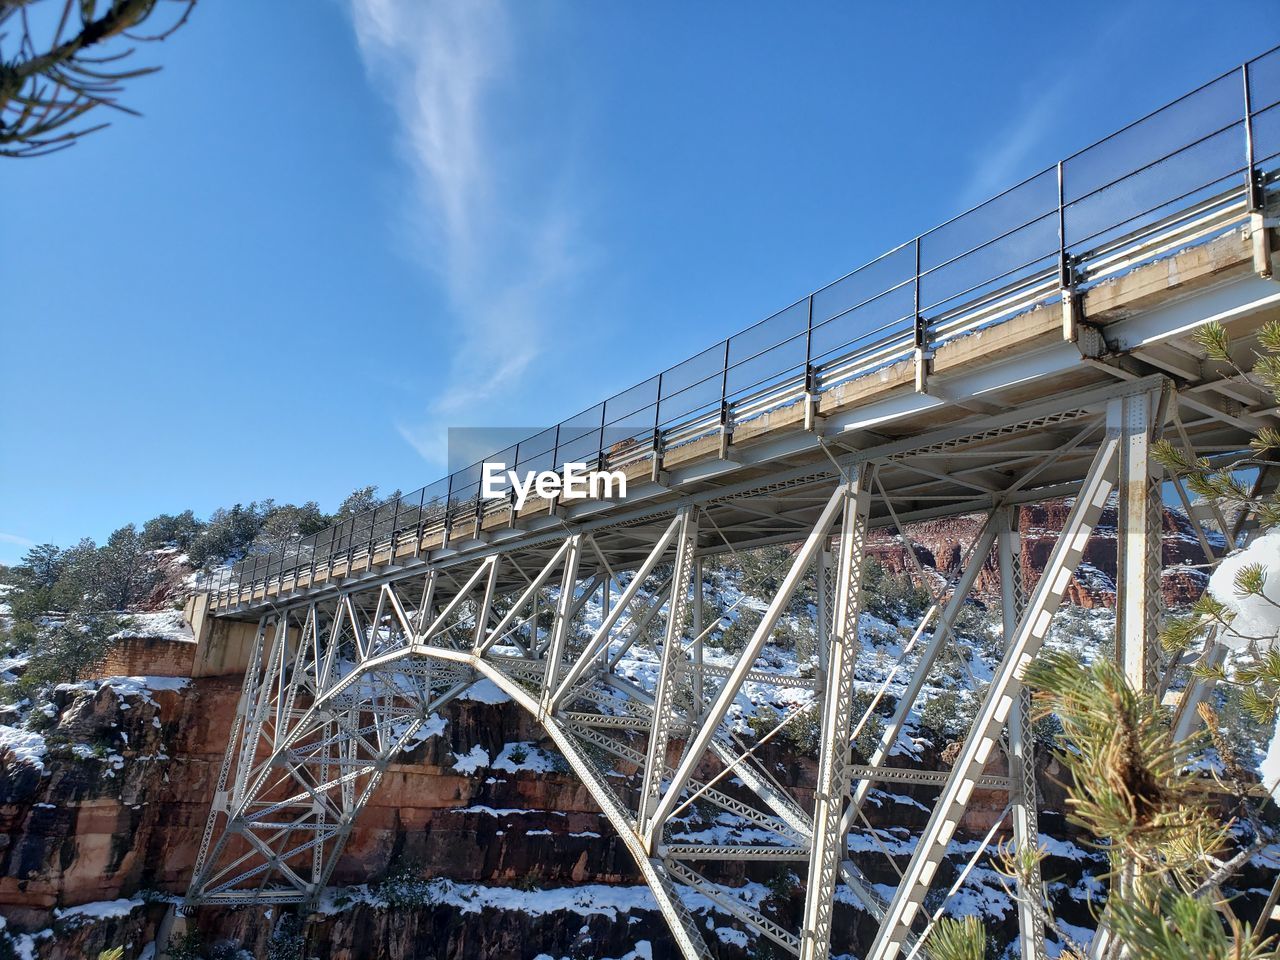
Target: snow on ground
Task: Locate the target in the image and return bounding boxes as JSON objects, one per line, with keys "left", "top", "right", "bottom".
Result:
{"left": 460, "top": 678, "right": 511, "bottom": 704}
{"left": 535, "top": 944, "right": 653, "bottom": 960}
{"left": 111, "top": 610, "right": 194, "bottom": 643}
{"left": 1047, "top": 919, "right": 1097, "bottom": 958}
{"left": 53, "top": 897, "right": 144, "bottom": 925}
{"left": 451, "top": 744, "right": 490, "bottom": 775}
{"left": 492, "top": 741, "right": 561, "bottom": 773}
{"left": 320, "top": 879, "right": 657, "bottom": 919}
{"left": 451, "top": 805, "right": 567, "bottom": 818}
{"left": 942, "top": 865, "right": 1016, "bottom": 920}
{"left": 54, "top": 675, "right": 190, "bottom": 710}
{"left": 0, "top": 725, "right": 47, "bottom": 771}
{"left": 0, "top": 654, "right": 28, "bottom": 684}
{"left": 0, "top": 923, "right": 50, "bottom": 960}
{"left": 396, "top": 712, "right": 448, "bottom": 749}
{"left": 319, "top": 876, "right": 773, "bottom": 950}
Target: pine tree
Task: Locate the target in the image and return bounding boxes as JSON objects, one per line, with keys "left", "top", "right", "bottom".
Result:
{"left": 141, "top": 510, "right": 204, "bottom": 550}
{"left": 99, "top": 523, "right": 156, "bottom": 609}
{"left": 0, "top": 0, "right": 196, "bottom": 157}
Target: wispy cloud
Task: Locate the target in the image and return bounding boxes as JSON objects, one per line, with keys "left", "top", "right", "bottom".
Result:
{"left": 955, "top": 78, "right": 1069, "bottom": 210}
{"left": 954, "top": 4, "right": 1141, "bottom": 211}
{"left": 348, "top": 0, "right": 583, "bottom": 465}
{"left": 0, "top": 532, "right": 35, "bottom": 548}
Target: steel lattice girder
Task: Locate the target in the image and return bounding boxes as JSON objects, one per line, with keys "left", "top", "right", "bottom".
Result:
{"left": 186, "top": 379, "right": 1196, "bottom": 960}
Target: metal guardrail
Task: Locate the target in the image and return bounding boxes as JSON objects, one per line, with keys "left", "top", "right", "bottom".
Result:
{"left": 201, "top": 45, "right": 1280, "bottom": 612}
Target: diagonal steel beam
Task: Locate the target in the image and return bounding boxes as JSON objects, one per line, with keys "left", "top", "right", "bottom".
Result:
{"left": 867, "top": 416, "right": 1123, "bottom": 960}
{"left": 646, "top": 479, "right": 853, "bottom": 848}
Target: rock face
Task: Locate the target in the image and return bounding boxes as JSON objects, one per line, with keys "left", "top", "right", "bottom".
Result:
{"left": 0, "top": 677, "right": 238, "bottom": 925}
{"left": 868, "top": 499, "right": 1215, "bottom": 609}
{"left": 0, "top": 669, "right": 1092, "bottom": 959}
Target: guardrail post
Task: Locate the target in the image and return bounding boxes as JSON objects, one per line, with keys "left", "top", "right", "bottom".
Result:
{"left": 912, "top": 236, "right": 931, "bottom": 393}
{"left": 651, "top": 373, "right": 665, "bottom": 483}
{"left": 325, "top": 524, "right": 337, "bottom": 582}
{"left": 718, "top": 339, "right": 731, "bottom": 460}
{"left": 365, "top": 505, "right": 378, "bottom": 568}
{"left": 413, "top": 486, "right": 426, "bottom": 558}
{"left": 804, "top": 294, "right": 822, "bottom": 431}
{"left": 1057, "top": 159, "right": 1085, "bottom": 341}
{"left": 390, "top": 495, "right": 402, "bottom": 561}
{"left": 1244, "top": 61, "right": 1275, "bottom": 279}
{"left": 596, "top": 405, "right": 607, "bottom": 471}
{"left": 442, "top": 474, "right": 455, "bottom": 546}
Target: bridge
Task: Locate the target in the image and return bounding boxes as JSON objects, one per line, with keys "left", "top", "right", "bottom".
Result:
{"left": 184, "top": 49, "right": 1280, "bottom": 960}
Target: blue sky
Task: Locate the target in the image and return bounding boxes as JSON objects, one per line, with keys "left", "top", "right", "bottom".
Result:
{"left": 1, "top": 0, "right": 1275, "bottom": 563}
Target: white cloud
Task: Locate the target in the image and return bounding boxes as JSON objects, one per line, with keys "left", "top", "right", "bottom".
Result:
{"left": 956, "top": 79, "right": 1067, "bottom": 209}
{"left": 348, "top": 0, "right": 584, "bottom": 467}
{"left": 953, "top": 7, "right": 1141, "bottom": 212}
{"left": 0, "top": 532, "right": 35, "bottom": 548}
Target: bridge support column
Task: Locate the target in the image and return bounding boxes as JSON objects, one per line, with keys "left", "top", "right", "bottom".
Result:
{"left": 639, "top": 508, "right": 699, "bottom": 841}
{"left": 798, "top": 464, "right": 870, "bottom": 960}
{"left": 844, "top": 510, "right": 1001, "bottom": 826}
{"left": 1114, "top": 388, "right": 1165, "bottom": 694}
{"left": 1000, "top": 508, "right": 1047, "bottom": 960}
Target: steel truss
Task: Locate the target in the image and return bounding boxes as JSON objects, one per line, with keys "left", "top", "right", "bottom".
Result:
{"left": 188, "top": 381, "right": 1197, "bottom": 960}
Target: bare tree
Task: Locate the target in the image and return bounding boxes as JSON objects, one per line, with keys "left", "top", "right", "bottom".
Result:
{"left": 0, "top": 0, "right": 195, "bottom": 157}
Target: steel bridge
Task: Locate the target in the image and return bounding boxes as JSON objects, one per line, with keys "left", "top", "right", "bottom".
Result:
{"left": 185, "top": 50, "right": 1280, "bottom": 960}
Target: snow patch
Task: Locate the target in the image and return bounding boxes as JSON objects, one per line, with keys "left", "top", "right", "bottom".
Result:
{"left": 54, "top": 897, "right": 143, "bottom": 924}
{"left": 0, "top": 725, "right": 47, "bottom": 772}
{"left": 112, "top": 611, "right": 194, "bottom": 643}
{"left": 492, "top": 741, "right": 560, "bottom": 773}
{"left": 451, "top": 744, "right": 490, "bottom": 775}
{"left": 1210, "top": 529, "right": 1280, "bottom": 649}
{"left": 460, "top": 679, "right": 510, "bottom": 704}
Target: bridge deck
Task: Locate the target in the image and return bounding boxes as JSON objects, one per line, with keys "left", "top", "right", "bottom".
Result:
{"left": 209, "top": 222, "right": 1278, "bottom": 619}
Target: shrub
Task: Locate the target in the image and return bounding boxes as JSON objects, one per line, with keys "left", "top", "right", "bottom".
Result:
{"left": 919, "top": 690, "right": 976, "bottom": 741}
{"left": 17, "top": 613, "right": 124, "bottom": 696}
{"left": 265, "top": 914, "right": 304, "bottom": 960}
{"left": 166, "top": 930, "right": 205, "bottom": 960}
{"left": 747, "top": 705, "right": 820, "bottom": 757}
{"left": 764, "top": 869, "right": 800, "bottom": 902}
{"left": 863, "top": 559, "right": 931, "bottom": 623}
{"left": 849, "top": 690, "right": 886, "bottom": 763}
{"left": 377, "top": 860, "right": 433, "bottom": 907}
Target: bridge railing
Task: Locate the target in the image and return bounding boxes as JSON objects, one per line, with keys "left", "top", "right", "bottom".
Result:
{"left": 200, "top": 46, "right": 1280, "bottom": 612}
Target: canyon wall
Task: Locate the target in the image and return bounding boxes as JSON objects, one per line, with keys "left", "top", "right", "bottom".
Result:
{"left": 867, "top": 501, "right": 1215, "bottom": 608}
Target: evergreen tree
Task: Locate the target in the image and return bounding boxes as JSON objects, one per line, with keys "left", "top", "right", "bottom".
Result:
{"left": 336, "top": 485, "right": 381, "bottom": 520}
{"left": 188, "top": 502, "right": 270, "bottom": 567}
{"left": 141, "top": 510, "right": 204, "bottom": 550}
{"left": 254, "top": 502, "right": 329, "bottom": 554}
{"left": 942, "top": 317, "right": 1280, "bottom": 960}
{"left": 99, "top": 524, "right": 156, "bottom": 609}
